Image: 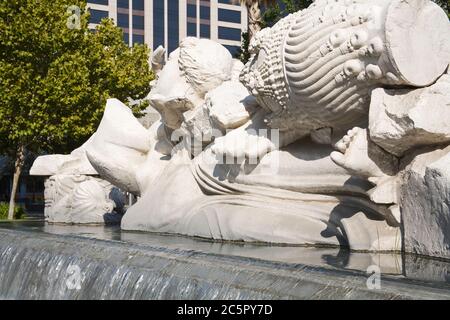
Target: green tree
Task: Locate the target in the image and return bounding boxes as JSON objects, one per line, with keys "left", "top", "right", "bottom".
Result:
{"left": 236, "top": 31, "right": 251, "bottom": 63}
{"left": 0, "top": 0, "right": 154, "bottom": 219}
{"left": 261, "top": 0, "right": 312, "bottom": 27}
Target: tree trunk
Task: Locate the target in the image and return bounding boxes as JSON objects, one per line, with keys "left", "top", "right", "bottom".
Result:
{"left": 8, "top": 145, "right": 25, "bottom": 220}
{"left": 247, "top": 1, "right": 262, "bottom": 41}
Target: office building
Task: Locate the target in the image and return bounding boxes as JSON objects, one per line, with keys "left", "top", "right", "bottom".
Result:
{"left": 87, "top": 0, "right": 247, "bottom": 56}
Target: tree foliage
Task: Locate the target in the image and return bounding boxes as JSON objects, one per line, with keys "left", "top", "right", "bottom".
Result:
{"left": 261, "top": 0, "right": 313, "bottom": 27}
{"left": 236, "top": 31, "right": 251, "bottom": 63}
{"left": 0, "top": 0, "right": 154, "bottom": 155}
{"left": 0, "top": 0, "right": 154, "bottom": 218}
{"left": 0, "top": 202, "right": 25, "bottom": 220}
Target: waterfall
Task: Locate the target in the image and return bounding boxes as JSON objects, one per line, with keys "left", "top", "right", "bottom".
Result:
{"left": 1, "top": 224, "right": 450, "bottom": 299}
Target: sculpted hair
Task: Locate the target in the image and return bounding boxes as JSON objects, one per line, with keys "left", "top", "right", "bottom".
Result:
{"left": 178, "top": 37, "right": 233, "bottom": 97}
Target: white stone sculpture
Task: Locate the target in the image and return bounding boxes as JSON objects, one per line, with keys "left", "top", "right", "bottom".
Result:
{"left": 88, "top": 98, "right": 399, "bottom": 249}
{"left": 147, "top": 37, "right": 239, "bottom": 131}
{"left": 400, "top": 145, "right": 450, "bottom": 259}
{"left": 206, "top": 81, "right": 258, "bottom": 130}
{"left": 42, "top": 174, "right": 124, "bottom": 224}
{"left": 30, "top": 140, "right": 125, "bottom": 224}
{"left": 83, "top": 98, "right": 155, "bottom": 195}
{"left": 30, "top": 138, "right": 97, "bottom": 176}
{"left": 217, "top": 0, "right": 450, "bottom": 160}
{"left": 33, "top": 0, "right": 450, "bottom": 257}
{"left": 369, "top": 74, "right": 450, "bottom": 157}
{"left": 82, "top": 33, "right": 402, "bottom": 250}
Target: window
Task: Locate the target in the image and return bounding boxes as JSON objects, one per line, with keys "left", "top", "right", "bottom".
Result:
{"left": 200, "top": 24, "right": 210, "bottom": 38}
{"left": 89, "top": 9, "right": 108, "bottom": 24}
{"left": 218, "top": 27, "right": 241, "bottom": 41}
{"left": 200, "top": 6, "right": 210, "bottom": 20}
{"left": 187, "top": 23, "right": 197, "bottom": 36}
{"left": 88, "top": 0, "right": 108, "bottom": 5}
{"left": 153, "top": 0, "right": 165, "bottom": 49}
{"left": 168, "top": 0, "right": 179, "bottom": 53}
{"left": 132, "top": 0, "right": 144, "bottom": 10}
{"left": 123, "top": 32, "right": 129, "bottom": 45}
{"left": 133, "top": 34, "right": 144, "bottom": 44}
{"left": 224, "top": 45, "right": 240, "bottom": 57}
{"left": 117, "top": 13, "right": 129, "bottom": 28}
{"left": 218, "top": 0, "right": 239, "bottom": 5}
{"left": 117, "top": 0, "right": 129, "bottom": 8}
{"left": 133, "top": 15, "right": 144, "bottom": 30}
{"left": 218, "top": 8, "right": 241, "bottom": 23}
{"left": 187, "top": 4, "right": 196, "bottom": 18}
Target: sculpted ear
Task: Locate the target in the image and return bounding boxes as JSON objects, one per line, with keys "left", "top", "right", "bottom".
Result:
{"left": 385, "top": 0, "right": 450, "bottom": 86}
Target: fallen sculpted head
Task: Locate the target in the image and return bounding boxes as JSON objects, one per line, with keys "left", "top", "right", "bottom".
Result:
{"left": 147, "top": 37, "right": 241, "bottom": 131}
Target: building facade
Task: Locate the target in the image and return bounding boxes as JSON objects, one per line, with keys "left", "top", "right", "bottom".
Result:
{"left": 87, "top": 0, "right": 247, "bottom": 56}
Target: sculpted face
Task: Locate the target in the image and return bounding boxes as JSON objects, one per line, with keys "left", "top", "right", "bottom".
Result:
{"left": 44, "top": 178, "right": 56, "bottom": 211}
{"left": 148, "top": 49, "right": 200, "bottom": 130}
{"left": 148, "top": 37, "right": 234, "bottom": 130}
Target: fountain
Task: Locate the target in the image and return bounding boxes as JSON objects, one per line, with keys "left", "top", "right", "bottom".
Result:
{"left": 1, "top": 221, "right": 450, "bottom": 299}
{"left": 2, "top": 0, "right": 450, "bottom": 299}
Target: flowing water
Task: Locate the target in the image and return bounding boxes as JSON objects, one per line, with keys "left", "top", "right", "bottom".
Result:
{"left": 0, "top": 220, "right": 449, "bottom": 299}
